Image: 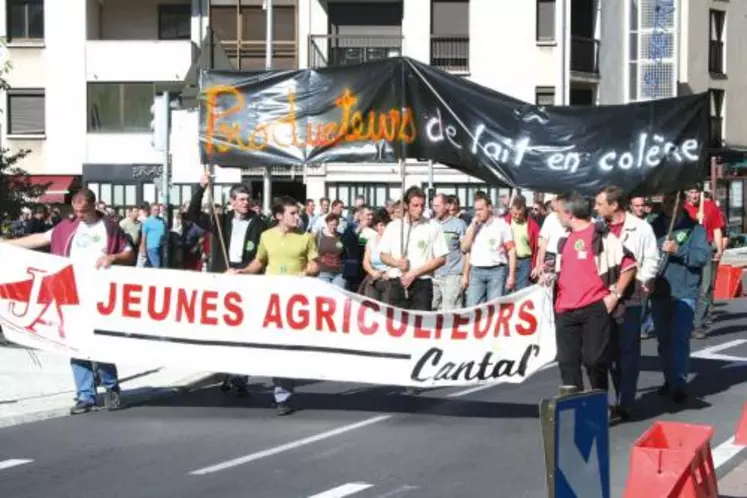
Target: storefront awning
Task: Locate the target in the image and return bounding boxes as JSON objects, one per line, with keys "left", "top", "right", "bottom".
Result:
{"left": 28, "top": 175, "right": 77, "bottom": 204}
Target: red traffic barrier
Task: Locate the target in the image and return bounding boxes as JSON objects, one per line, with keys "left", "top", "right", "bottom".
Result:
{"left": 624, "top": 421, "right": 718, "bottom": 498}
{"left": 735, "top": 402, "right": 747, "bottom": 446}
{"left": 714, "top": 264, "right": 743, "bottom": 300}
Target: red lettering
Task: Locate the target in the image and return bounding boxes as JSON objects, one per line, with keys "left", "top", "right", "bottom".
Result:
{"left": 200, "top": 291, "right": 219, "bottom": 326}
{"left": 516, "top": 300, "right": 538, "bottom": 336}
{"left": 473, "top": 304, "right": 495, "bottom": 339}
{"left": 434, "top": 314, "right": 444, "bottom": 339}
{"left": 147, "top": 287, "right": 171, "bottom": 321}
{"left": 385, "top": 307, "right": 409, "bottom": 337}
{"left": 357, "top": 300, "right": 379, "bottom": 335}
{"left": 176, "top": 289, "right": 197, "bottom": 324}
{"left": 287, "top": 294, "right": 310, "bottom": 330}
{"left": 223, "top": 292, "right": 244, "bottom": 327}
{"left": 121, "top": 283, "right": 142, "bottom": 319}
{"left": 315, "top": 296, "right": 337, "bottom": 332}
{"left": 342, "top": 297, "right": 352, "bottom": 333}
{"left": 413, "top": 315, "right": 431, "bottom": 339}
{"left": 263, "top": 294, "right": 284, "bottom": 328}
{"left": 451, "top": 312, "right": 470, "bottom": 340}
{"left": 97, "top": 282, "right": 117, "bottom": 316}
{"left": 494, "top": 302, "right": 515, "bottom": 337}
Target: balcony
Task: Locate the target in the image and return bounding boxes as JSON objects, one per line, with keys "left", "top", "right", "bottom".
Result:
{"left": 570, "top": 36, "right": 600, "bottom": 77}
{"left": 308, "top": 35, "right": 402, "bottom": 68}
{"left": 220, "top": 40, "right": 298, "bottom": 71}
{"left": 431, "top": 36, "right": 470, "bottom": 73}
{"left": 86, "top": 40, "right": 196, "bottom": 82}
{"left": 709, "top": 40, "right": 725, "bottom": 75}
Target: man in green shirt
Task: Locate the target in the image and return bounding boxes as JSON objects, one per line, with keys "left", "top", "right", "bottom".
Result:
{"left": 230, "top": 196, "right": 320, "bottom": 415}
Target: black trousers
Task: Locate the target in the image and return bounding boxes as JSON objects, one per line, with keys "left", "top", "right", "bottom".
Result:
{"left": 555, "top": 300, "right": 612, "bottom": 391}
{"left": 387, "top": 278, "right": 434, "bottom": 311}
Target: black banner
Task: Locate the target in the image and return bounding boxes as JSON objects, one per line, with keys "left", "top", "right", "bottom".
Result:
{"left": 199, "top": 58, "right": 708, "bottom": 196}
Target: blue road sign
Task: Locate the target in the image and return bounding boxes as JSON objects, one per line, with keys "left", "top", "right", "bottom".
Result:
{"left": 553, "top": 391, "right": 610, "bottom": 498}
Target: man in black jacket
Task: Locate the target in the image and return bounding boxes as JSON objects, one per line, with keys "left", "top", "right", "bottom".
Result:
{"left": 185, "top": 173, "right": 268, "bottom": 394}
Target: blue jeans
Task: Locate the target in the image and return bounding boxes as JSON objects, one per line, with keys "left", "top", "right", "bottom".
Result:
{"left": 146, "top": 247, "right": 162, "bottom": 268}
{"left": 467, "top": 266, "right": 507, "bottom": 306}
{"left": 318, "top": 272, "right": 346, "bottom": 289}
{"left": 514, "top": 258, "right": 532, "bottom": 291}
{"left": 640, "top": 296, "right": 654, "bottom": 336}
{"left": 611, "top": 305, "right": 642, "bottom": 408}
{"left": 71, "top": 359, "right": 119, "bottom": 404}
{"left": 652, "top": 297, "right": 696, "bottom": 389}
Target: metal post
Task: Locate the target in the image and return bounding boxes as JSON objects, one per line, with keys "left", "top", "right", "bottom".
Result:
{"left": 560, "top": 0, "right": 568, "bottom": 105}
{"left": 265, "top": 0, "right": 273, "bottom": 71}
{"left": 161, "top": 91, "right": 171, "bottom": 268}
{"left": 263, "top": 165, "right": 272, "bottom": 215}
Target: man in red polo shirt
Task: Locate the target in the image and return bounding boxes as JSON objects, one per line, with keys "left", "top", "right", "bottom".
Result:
{"left": 683, "top": 184, "right": 724, "bottom": 339}
{"left": 549, "top": 192, "right": 637, "bottom": 399}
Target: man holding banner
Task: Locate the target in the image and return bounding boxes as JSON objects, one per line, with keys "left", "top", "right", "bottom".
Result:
{"left": 229, "top": 196, "right": 320, "bottom": 416}
{"left": 2, "top": 189, "right": 134, "bottom": 415}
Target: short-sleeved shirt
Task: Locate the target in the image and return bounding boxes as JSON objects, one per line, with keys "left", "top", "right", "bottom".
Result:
{"left": 142, "top": 216, "right": 166, "bottom": 250}
{"left": 540, "top": 212, "right": 568, "bottom": 254}
{"left": 469, "top": 216, "right": 514, "bottom": 267}
{"left": 256, "top": 228, "right": 319, "bottom": 276}
{"left": 43, "top": 219, "right": 132, "bottom": 267}
{"left": 555, "top": 224, "right": 636, "bottom": 313}
{"left": 435, "top": 216, "right": 467, "bottom": 277}
{"left": 378, "top": 218, "right": 449, "bottom": 280}
{"left": 119, "top": 218, "right": 141, "bottom": 247}
{"left": 684, "top": 200, "right": 724, "bottom": 244}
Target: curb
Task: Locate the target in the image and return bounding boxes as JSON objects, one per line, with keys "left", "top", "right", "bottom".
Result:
{"left": 0, "top": 372, "right": 219, "bottom": 429}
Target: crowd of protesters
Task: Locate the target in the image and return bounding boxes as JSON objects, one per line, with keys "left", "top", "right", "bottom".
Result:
{"left": 0, "top": 177, "right": 730, "bottom": 420}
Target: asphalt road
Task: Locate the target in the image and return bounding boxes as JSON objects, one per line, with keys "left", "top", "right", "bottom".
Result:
{"left": 2, "top": 300, "right": 747, "bottom": 498}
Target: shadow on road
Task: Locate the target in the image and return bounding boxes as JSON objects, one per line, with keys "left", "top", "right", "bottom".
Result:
{"left": 134, "top": 381, "right": 539, "bottom": 420}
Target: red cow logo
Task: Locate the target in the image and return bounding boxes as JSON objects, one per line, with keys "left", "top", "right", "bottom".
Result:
{"left": 0, "top": 265, "right": 80, "bottom": 339}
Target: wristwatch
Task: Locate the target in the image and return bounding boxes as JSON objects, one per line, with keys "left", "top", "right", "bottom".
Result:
{"left": 610, "top": 289, "right": 622, "bottom": 299}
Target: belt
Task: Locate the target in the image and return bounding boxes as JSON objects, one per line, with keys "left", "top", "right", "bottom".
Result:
{"left": 473, "top": 264, "right": 506, "bottom": 269}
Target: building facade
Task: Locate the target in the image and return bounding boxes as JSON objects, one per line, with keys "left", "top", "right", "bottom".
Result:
{"left": 2, "top": 0, "right": 745, "bottom": 211}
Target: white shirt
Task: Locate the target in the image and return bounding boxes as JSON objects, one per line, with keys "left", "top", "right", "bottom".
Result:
{"left": 312, "top": 215, "right": 346, "bottom": 235}
{"left": 539, "top": 212, "right": 568, "bottom": 255}
{"left": 44, "top": 219, "right": 121, "bottom": 267}
{"left": 469, "top": 216, "right": 514, "bottom": 267}
{"left": 378, "top": 217, "right": 449, "bottom": 280}
{"left": 229, "top": 217, "right": 251, "bottom": 264}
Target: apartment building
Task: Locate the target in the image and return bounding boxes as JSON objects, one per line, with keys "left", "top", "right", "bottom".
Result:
{"left": 2, "top": 0, "right": 746, "bottom": 211}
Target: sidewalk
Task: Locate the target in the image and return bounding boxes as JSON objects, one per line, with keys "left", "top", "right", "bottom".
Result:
{"left": 0, "top": 345, "right": 215, "bottom": 428}
{"left": 721, "top": 454, "right": 747, "bottom": 497}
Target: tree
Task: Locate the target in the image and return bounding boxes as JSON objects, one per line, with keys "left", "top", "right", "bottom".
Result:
{"left": 0, "top": 39, "right": 48, "bottom": 238}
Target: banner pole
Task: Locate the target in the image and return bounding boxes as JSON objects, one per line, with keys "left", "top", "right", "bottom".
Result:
{"left": 399, "top": 58, "right": 409, "bottom": 299}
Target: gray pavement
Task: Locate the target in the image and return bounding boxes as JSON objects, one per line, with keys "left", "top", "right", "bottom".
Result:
{"left": 1, "top": 299, "right": 747, "bottom": 497}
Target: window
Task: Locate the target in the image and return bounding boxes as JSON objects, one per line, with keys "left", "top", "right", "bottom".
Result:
{"left": 159, "top": 4, "right": 191, "bottom": 40}
{"left": 710, "top": 89, "right": 725, "bottom": 147}
{"left": 709, "top": 9, "right": 726, "bottom": 75}
{"left": 325, "top": 183, "right": 399, "bottom": 209}
{"left": 535, "top": 86, "right": 555, "bottom": 106}
{"left": 431, "top": 0, "right": 470, "bottom": 72}
{"left": 422, "top": 183, "right": 511, "bottom": 209}
{"left": 87, "top": 83, "right": 156, "bottom": 132}
{"left": 7, "top": 89, "right": 44, "bottom": 135}
{"left": 536, "top": 0, "right": 556, "bottom": 42}
{"left": 7, "top": 0, "right": 43, "bottom": 41}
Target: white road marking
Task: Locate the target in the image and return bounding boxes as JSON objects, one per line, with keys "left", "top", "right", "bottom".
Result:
{"left": 0, "top": 459, "right": 33, "bottom": 471}
{"left": 691, "top": 339, "right": 747, "bottom": 358}
{"left": 308, "top": 482, "right": 374, "bottom": 498}
{"left": 712, "top": 437, "right": 746, "bottom": 469}
{"left": 189, "top": 415, "right": 391, "bottom": 475}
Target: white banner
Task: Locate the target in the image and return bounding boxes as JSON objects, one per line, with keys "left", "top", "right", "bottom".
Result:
{"left": 0, "top": 246, "right": 557, "bottom": 387}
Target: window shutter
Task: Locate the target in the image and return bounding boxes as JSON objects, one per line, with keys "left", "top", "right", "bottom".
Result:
{"left": 9, "top": 92, "right": 45, "bottom": 135}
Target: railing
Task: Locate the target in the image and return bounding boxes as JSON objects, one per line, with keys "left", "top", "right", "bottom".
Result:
{"left": 308, "top": 35, "right": 402, "bottom": 68}
{"left": 709, "top": 40, "right": 724, "bottom": 75}
{"left": 430, "top": 36, "right": 469, "bottom": 73}
{"left": 570, "top": 36, "right": 599, "bottom": 75}
{"left": 219, "top": 40, "right": 298, "bottom": 70}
